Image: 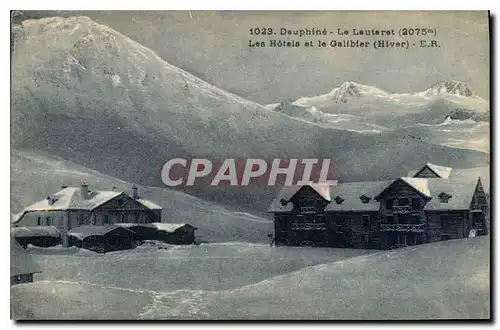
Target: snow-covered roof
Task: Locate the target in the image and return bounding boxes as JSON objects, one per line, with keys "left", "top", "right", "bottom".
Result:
{"left": 13, "top": 186, "right": 163, "bottom": 223}
{"left": 136, "top": 198, "right": 163, "bottom": 210}
{"left": 68, "top": 225, "right": 134, "bottom": 240}
{"left": 11, "top": 239, "right": 42, "bottom": 277}
{"left": 114, "top": 222, "right": 196, "bottom": 233}
{"left": 325, "top": 181, "right": 391, "bottom": 212}
{"left": 269, "top": 181, "right": 390, "bottom": 212}
{"left": 423, "top": 179, "right": 478, "bottom": 211}
{"left": 269, "top": 176, "right": 482, "bottom": 213}
{"left": 11, "top": 226, "right": 61, "bottom": 238}
{"left": 408, "top": 164, "right": 490, "bottom": 193}
{"left": 151, "top": 223, "right": 196, "bottom": 233}
{"left": 423, "top": 163, "right": 453, "bottom": 178}
{"left": 399, "top": 177, "right": 431, "bottom": 198}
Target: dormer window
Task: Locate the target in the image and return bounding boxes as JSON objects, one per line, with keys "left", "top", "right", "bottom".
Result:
{"left": 438, "top": 192, "right": 452, "bottom": 203}
{"left": 334, "top": 196, "right": 344, "bottom": 204}
{"left": 280, "top": 198, "right": 288, "bottom": 206}
{"left": 360, "top": 194, "right": 371, "bottom": 204}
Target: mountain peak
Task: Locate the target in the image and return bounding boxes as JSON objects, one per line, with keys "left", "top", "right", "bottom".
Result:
{"left": 333, "top": 81, "right": 362, "bottom": 103}
{"left": 425, "top": 81, "right": 474, "bottom": 97}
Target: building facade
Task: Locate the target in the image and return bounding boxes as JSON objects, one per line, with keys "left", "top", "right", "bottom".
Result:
{"left": 12, "top": 184, "right": 163, "bottom": 244}
{"left": 268, "top": 163, "right": 489, "bottom": 249}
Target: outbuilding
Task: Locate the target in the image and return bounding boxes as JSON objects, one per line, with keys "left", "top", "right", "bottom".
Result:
{"left": 68, "top": 225, "right": 136, "bottom": 253}
{"left": 11, "top": 226, "right": 62, "bottom": 248}
{"left": 11, "top": 239, "right": 41, "bottom": 285}
{"left": 116, "top": 223, "right": 197, "bottom": 245}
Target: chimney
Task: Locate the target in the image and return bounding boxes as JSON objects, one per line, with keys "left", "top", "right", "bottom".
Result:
{"left": 81, "top": 182, "right": 89, "bottom": 199}
{"left": 61, "top": 184, "right": 68, "bottom": 189}
{"left": 132, "top": 184, "right": 138, "bottom": 199}
{"left": 46, "top": 196, "right": 54, "bottom": 205}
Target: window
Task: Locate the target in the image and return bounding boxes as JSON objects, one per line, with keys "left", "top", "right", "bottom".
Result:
{"left": 438, "top": 192, "right": 452, "bottom": 203}
{"left": 399, "top": 198, "right": 409, "bottom": 206}
{"left": 297, "top": 199, "right": 317, "bottom": 212}
{"left": 386, "top": 198, "right": 394, "bottom": 208}
{"left": 360, "top": 194, "right": 371, "bottom": 204}
{"left": 103, "top": 215, "right": 109, "bottom": 225}
{"left": 37, "top": 217, "right": 41, "bottom": 225}
{"left": 46, "top": 216, "right": 51, "bottom": 225}
{"left": 386, "top": 216, "right": 395, "bottom": 224}
{"left": 411, "top": 198, "right": 421, "bottom": 210}
{"left": 335, "top": 216, "right": 349, "bottom": 227}
{"left": 362, "top": 215, "right": 370, "bottom": 230}
{"left": 412, "top": 215, "right": 420, "bottom": 224}
{"left": 334, "top": 196, "right": 344, "bottom": 205}
{"left": 440, "top": 214, "right": 458, "bottom": 228}
{"left": 399, "top": 215, "right": 411, "bottom": 224}
{"left": 117, "top": 199, "right": 125, "bottom": 207}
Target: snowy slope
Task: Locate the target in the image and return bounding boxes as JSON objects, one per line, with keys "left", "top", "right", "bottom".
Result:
{"left": 214, "top": 237, "right": 489, "bottom": 319}
{"left": 11, "top": 237, "right": 489, "bottom": 320}
{"left": 28, "top": 243, "right": 372, "bottom": 292}
{"left": 10, "top": 150, "right": 273, "bottom": 242}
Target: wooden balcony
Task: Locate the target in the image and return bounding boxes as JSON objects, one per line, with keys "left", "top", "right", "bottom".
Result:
{"left": 391, "top": 205, "right": 412, "bottom": 214}
{"left": 380, "top": 223, "right": 425, "bottom": 233}
{"left": 297, "top": 206, "right": 317, "bottom": 213}
{"left": 291, "top": 223, "right": 328, "bottom": 231}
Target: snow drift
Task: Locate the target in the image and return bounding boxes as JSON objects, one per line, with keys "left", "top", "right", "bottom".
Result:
{"left": 11, "top": 237, "right": 489, "bottom": 320}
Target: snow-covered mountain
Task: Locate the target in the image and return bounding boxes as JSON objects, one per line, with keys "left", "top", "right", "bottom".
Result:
{"left": 291, "top": 80, "right": 487, "bottom": 110}
{"left": 293, "top": 81, "right": 390, "bottom": 107}
{"left": 421, "top": 80, "right": 475, "bottom": 97}
{"left": 266, "top": 80, "right": 490, "bottom": 152}
{"left": 11, "top": 16, "right": 489, "bottom": 212}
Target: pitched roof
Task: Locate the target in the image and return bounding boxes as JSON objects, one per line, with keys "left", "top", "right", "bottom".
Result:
{"left": 115, "top": 222, "right": 197, "bottom": 233}
{"left": 151, "top": 223, "right": 197, "bottom": 233}
{"left": 136, "top": 198, "right": 163, "bottom": 210}
{"left": 68, "top": 225, "right": 134, "bottom": 240}
{"left": 408, "top": 164, "right": 489, "bottom": 192}
{"left": 423, "top": 178, "right": 478, "bottom": 211}
{"left": 424, "top": 163, "right": 453, "bottom": 178}
{"left": 11, "top": 239, "right": 42, "bottom": 277}
{"left": 268, "top": 176, "right": 481, "bottom": 213}
{"left": 325, "top": 181, "right": 392, "bottom": 212}
{"left": 399, "top": 177, "right": 431, "bottom": 198}
{"left": 269, "top": 181, "right": 391, "bottom": 212}
{"left": 13, "top": 186, "right": 163, "bottom": 223}
{"left": 11, "top": 226, "right": 61, "bottom": 239}
{"left": 267, "top": 184, "right": 333, "bottom": 212}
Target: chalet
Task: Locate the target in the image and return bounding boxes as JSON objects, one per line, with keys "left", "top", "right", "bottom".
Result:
{"left": 11, "top": 183, "right": 163, "bottom": 246}
{"left": 11, "top": 239, "right": 41, "bottom": 285}
{"left": 268, "top": 163, "right": 489, "bottom": 249}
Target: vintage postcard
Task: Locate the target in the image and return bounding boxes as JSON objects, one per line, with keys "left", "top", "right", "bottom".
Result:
{"left": 10, "top": 10, "right": 490, "bottom": 320}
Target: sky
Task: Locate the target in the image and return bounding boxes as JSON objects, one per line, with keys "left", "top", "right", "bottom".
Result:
{"left": 19, "top": 11, "right": 490, "bottom": 104}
